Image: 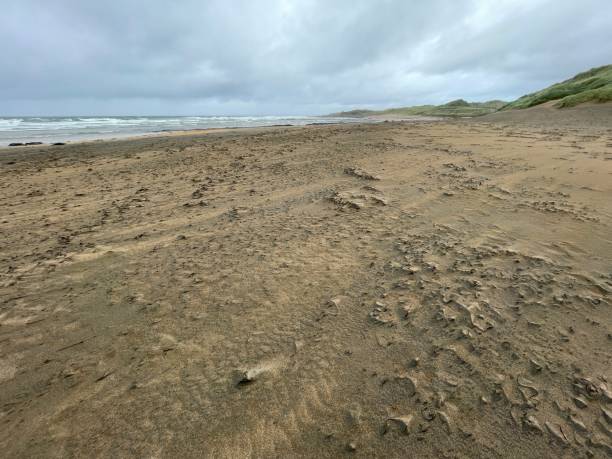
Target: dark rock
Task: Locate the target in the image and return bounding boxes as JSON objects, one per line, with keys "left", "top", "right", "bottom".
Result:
{"left": 8, "top": 143, "right": 24, "bottom": 147}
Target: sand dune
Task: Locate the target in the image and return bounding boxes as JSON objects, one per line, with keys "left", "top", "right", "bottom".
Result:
{"left": 0, "top": 112, "right": 611, "bottom": 457}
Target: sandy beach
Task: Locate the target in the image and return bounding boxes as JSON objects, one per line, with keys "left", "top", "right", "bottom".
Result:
{"left": 1, "top": 105, "right": 611, "bottom": 458}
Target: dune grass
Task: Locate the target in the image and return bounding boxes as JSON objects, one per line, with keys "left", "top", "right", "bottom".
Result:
{"left": 330, "top": 65, "right": 612, "bottom": 118}
{"left": 331, "top": 100, "right": 506, "bottom": 118}
{"left": 555, "top": 85, "right": 612, "bottom": 108}
{"left": 503, "top": 65, "right": 612, "bottom": 109}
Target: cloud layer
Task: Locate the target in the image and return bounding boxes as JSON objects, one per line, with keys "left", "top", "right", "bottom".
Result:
{"left": 2, "top": 0, "right": 611, "bottom": 115}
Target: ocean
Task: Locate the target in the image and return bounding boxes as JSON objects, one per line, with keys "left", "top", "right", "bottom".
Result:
{"left": 0, "top": 115, "right": 365, "bottom": 146}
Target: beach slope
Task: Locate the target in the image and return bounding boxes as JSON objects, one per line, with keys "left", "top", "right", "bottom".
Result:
{"left": 1, "top": 111, "right": 611, "bottom": 457}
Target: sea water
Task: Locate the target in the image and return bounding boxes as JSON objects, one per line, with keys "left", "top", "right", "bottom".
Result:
{"left": 0, "top": 115, "right": 366, "bottom": 146}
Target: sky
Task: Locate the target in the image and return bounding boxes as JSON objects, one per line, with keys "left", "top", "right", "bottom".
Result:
{"left": 2, "top": 0, "right": 611, "bottom": 116}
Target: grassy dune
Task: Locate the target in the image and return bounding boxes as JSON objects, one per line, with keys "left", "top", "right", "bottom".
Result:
{"left": 331, "top": 99, "right": 506, "bottom": 118}
{"left": 503, "top": 64, "right": 612, "bottom": 109}
{"left": 331, "top": 65, "right": 612, "bottom": 118}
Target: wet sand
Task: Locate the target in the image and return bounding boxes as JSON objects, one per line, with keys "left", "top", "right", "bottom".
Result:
{"left": 1, "top": 106, "right": 611, "bottom": 458}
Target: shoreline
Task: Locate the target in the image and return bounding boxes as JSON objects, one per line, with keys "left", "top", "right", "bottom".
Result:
{"left": 0, "top": 122, "right": 317, "bottom": 150}
{"left": 0, "top": 117, "right": 358, "bottom": 149}
{"left": 0, "top": 115, "right": 448, "bottom": 150}
{"left": 5, "top": 101, "right": 611, "bottom": 151}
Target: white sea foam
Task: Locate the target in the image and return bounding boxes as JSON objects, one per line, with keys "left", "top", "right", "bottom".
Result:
{"left": 0, "top": 115, "right": 367, "bottom": 145}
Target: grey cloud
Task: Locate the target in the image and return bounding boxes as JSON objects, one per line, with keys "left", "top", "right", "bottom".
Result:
{"left": 1, "top": 0, "right": 611, "bottom": 115}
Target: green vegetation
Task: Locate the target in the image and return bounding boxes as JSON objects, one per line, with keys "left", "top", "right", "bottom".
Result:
{"left": 555, "top": 86, "right": 612, "bottom": 108}
{"left": 330, "top": 99, "right": 506, "bottom": 118}
{"left": 330, "top": 65, "right": 612, "bottom": 118}
{"left": 503, "top": 64, "right": 612, "bottom": 109}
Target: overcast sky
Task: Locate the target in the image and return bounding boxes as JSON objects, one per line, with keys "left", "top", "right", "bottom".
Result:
{"left": 2, "top": 0, "right": 611, "bottom": 116}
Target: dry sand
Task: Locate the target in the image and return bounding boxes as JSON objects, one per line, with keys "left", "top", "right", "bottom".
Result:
{"left": 1, "top": 105, "right": 611, "bottom": 458}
